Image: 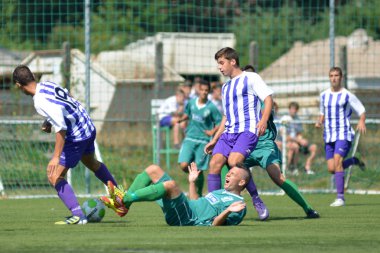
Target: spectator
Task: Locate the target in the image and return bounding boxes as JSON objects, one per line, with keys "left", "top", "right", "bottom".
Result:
{"left": 158, "top": 88, "right": 185, "bottom": 149}
{"left": 284, "top": 102, "right": 317, "bottom": 175}
{"left": 209, "top": 83, "right": 223, "bottom": 115}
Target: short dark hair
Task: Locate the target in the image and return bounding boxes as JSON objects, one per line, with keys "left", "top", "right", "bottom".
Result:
{"left": 242, "top": 64, "right": 256, "bottom": 72}
{"left": 214, "top": 47, "right": 240, "bottom": 66}
{"left": 329, "top": 66, "right": 343, "bottom": 77}
{"left": 235, "top": 162, "right": 252, "bottom": 187}
{"left": 13, "top": 65, "right": 35, "bottom": 86}
{"left": 288, "top": 101, "right": 299, "bottom": 110}
{"left": 198, "top": 79, "right": 210, "bottom": 90}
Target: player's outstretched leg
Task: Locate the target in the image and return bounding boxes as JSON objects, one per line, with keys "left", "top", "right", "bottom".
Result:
{"left": 266, "top": 164, "right": 319, "bottom": 218}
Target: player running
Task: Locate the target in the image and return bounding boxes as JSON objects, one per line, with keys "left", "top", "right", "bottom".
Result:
{"left": 244, "top": 102, "right": 320, "bottom": 218}
{"left": 316, "top": 67, "right": 366, "bottom": 207}
{"left": 204, "top": 47, "right": 273, "bottom": 220}
{"left": 176, "top": 79, "right": 222, "bottom": 196}
{"left": 13, "top": 65, "right": 125, "bottom": 224}
{"left": 102, "top": 162, "right": 248, "bottom": 226}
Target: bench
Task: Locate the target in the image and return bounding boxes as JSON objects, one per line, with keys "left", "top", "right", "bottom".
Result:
{"left": 151, "top": 99, "right": 179, "bottom": 170}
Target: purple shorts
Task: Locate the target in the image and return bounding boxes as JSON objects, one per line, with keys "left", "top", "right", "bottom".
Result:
{"left": 325, "top": 140, "right": 352, "bottom": 160}
{"left": 212, "top": 131, "right": 258, "bottom": 158}
{"left": 59, "top": 131, "right": 96, "bottom": 168}
{"left": 160, "top": 116, "right": 172, "bottom": 127}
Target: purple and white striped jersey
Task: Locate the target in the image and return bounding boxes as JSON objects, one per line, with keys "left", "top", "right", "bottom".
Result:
{"left": 222, "top": 71, "right": 273, "bottom": 134}
{"left": 319, "top": 88, "right": 365, "bottom": 143}
{"left": 33, "top": 81, "right": 95, "bottom": 142}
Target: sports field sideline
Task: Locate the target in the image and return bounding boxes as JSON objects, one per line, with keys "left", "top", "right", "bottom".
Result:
{"left": 1, "top": 194, "right": 379, "bottom": 253}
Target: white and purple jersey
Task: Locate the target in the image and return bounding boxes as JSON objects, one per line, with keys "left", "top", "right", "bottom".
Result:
{"left": 222, "top": 71, "right": 273, "bottom": 134}
{"left": 33, "top": 81, "right": 95, "bottom": 142}
{"left": 319, "top": 88, "right": 365, "bottom": 143}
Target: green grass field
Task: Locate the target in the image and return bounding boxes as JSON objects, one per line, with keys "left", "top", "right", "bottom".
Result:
{"left": 1, "top": 194, "right": 380, "bottom": 253}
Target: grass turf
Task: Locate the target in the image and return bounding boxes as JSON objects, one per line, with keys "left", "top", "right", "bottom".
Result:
{"left": 1, "top": 194, "right": 380, "bottom": 253}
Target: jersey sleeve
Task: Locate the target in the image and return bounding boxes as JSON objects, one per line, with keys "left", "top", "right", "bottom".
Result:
{"left": 224, "top": 209, "right": 246, "bottom": 226}
{"left": 35, "top": 97, "right": 67, "bottom": 133}
{"left": 211, "top": 104, "right": 222, "bottom": 125}
{"left": 250, "top": 73, "right": 274, "bottom": 101}
{"left": 319, "top": 92, "right": 325, "bottom": 115}
{"left": 184, "top": 99, "right": 191, "bottom": 117}
{"left": 348, "top": 91, "right": 365, "bottom": 116}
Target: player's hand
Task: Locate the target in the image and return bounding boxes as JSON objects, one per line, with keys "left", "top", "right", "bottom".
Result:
{"left": 256, "top": 120, "right": 268, "bottom": 136}
{"left": 47, "top": 156, "right": 60, "bottom": 179}
{"left": 227, "top": 201, "right": 246, "bottom": 212}
{"left": 315, "top": 121, "right": 322, "bottom": 128}
{"left": 41, "top": 120, "right": 52, "bottom": 133}
{"left": 204, "top": 140, "right": 216, "bottom": 154}
{"left": 188, "top": 162, "right": 201, "bottom": 183}
{"left": 356, "top": 121, "right": 366, "bottom": 134}
{"left": 204, "top": 129, "right": 214, "bottom": 137}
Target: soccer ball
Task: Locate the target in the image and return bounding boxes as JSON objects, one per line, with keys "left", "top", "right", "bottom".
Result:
{"left": 82, "top": 198, "right": 106, "bottom": 222}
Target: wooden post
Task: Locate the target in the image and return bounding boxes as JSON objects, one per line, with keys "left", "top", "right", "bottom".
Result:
{"left": 339, "top": 45, "right": 348, "bottom": 88}
{"left": 249, "top": 41, "right": 259, "bottom": 72}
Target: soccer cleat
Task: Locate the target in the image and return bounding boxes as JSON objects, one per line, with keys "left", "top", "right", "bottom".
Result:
{"left": 253, "top": 197, "right": 269, "bottom": 221}
{"left": 357, "top": 158, "right": 366, "bottom": 171}
{"left": 55, "top": 215, "right": 88, "bottom": 225}
{"left": 107, "top": 181, "right": 126, "bottom": 207}
{"left": 100, "top": 196, "right": 128, "bottom": 217}
{"left": 305, "top": 169, "right": 315, "bottom": 175}
{"left": 306, "top": 209, "right": 320, "bottom": 219}
{"left": 330, "top": 198, "right": 345, "bottom": 207}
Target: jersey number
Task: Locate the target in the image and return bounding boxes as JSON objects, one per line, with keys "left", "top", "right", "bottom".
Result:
{"left": 54, "top": 87, "right": 78, "bottom": 110}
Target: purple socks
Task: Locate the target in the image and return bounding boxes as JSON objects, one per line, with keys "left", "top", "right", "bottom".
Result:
{"left": 94, "top": 163, "right": 117, "bottom": 186}
{"left": 207, "top": 174, "right": 221, "bottom": 192}
{"left": 335, "top": 171, "right": 345, "bottom": 200}
{"left": 55, "top": 179, "right": 84, "bottom": 217}
{"left": 246, "top": 177, "right": 258, "bottom": 197}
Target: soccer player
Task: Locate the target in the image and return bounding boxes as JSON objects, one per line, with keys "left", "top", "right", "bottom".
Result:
{"left": 176, "top": 80, "right": 222, "bottom": 196}
{"left": 204, "top": 47, "right": 273, "bottom": 220}
{"left": 158, "top": 88, "right": 186, "bottom": 149}
{"left": 101, "top": 162, "right": 248, "bottom": 226}
{"left": 316, "top": 67, "right": 366, "bottom": 207}
{"left": 244, "top": 102, "right": 320, "bottom": 218}
{"left": 12, "top": 65, "right": 125, "bottom": 224}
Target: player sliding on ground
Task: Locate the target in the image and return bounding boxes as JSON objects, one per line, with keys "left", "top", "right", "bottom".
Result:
{"left": 13, "top": 65, "right": 123, "bottom": 225}
{"left": 101, "top": 162, "right": 248, "bottom": 226}
{"left": 316, "top": 67, "right": 366, "bottom": 207}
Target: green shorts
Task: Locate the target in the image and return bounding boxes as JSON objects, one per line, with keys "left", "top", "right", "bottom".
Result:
{"left": 178, "top": 138, "right": 210, "bottom": 170}
{"left": 245, "top": 140, "right": 282, "bottom": 169}
{"left": 155, "top": 173, "right": 197, "bottom": 226}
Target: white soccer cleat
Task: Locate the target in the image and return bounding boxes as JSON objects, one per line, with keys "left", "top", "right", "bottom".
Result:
{"left": 330, "top": 198, "right": 345, "bottom": 207}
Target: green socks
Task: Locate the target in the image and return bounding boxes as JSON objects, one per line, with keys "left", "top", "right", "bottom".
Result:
{"left": 128, "top": 171, "right": 152, "bottom": 193}
{"left": 123, "top": 182, "right": 166, "bottom": 208}
{"left": 195, "top": 171, "right": 204, "bottom": 197}
{"left": 280, "top": 179, "right": 312, "bottom": 213}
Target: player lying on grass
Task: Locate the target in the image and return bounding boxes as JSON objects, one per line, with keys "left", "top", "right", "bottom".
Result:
{"left": 101, "top": 162, "right": 248, "bottom": 226}
{"left": 13, "top": 65, "right": 120, "bottom": 225}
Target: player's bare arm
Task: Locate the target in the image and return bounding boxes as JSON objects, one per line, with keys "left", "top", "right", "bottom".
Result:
{"left": 204, "top": 124, "right": 220, "bottom": 137}
{"left": 357, "top": 113, "right": 366, "bottom": 134}
{"left": 204, "top": 116, "right": 226, "bottom": 154}
{"left": 188, "top": 162, "right": 201, "bottom": 200}
{"left": 256, "top": 96, "right": 273, "bottom": 136}
{"left": 48, "top": 130, "right": 66, "bottom": 170}
{"left": 315, "top": 115, "right": 325, "bottom": 128}
{"left": 212, "top": 201, "right": 246, "bottom": 226}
